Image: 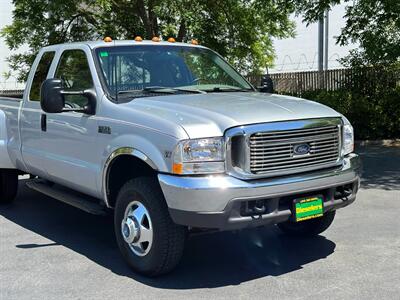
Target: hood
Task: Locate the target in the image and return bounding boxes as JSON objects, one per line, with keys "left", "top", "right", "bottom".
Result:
{"left": 124, "top": 92, "right": 342, "bottom": 138}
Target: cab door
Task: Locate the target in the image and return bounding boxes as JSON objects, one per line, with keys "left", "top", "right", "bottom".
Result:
{"left": 41, "top": 47, "right": 101, "bottom": 197}
{"left": 20, "top": 50, "right": 56, "bottom": 178}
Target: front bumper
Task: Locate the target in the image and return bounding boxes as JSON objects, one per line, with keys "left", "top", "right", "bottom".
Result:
{"left": 158, "top": 154, "right": 361, "bottom": 230}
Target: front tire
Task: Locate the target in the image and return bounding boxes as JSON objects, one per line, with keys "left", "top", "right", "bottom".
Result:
{"left": 114, "top": 177, "right": 186, "bottom": 276}
{"left": 277, "top": 210, "right": 336, "bottom": 236}
{"left": 0, "top": 169, "right": 18, "bottom": 204}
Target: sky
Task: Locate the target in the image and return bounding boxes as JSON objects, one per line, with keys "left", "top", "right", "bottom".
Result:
{"left": 0, "top": 0, "right": 13, "bottom": 88}
{"left": 0, "top": 1, "right": 357, "bottom": 88}
{"left": 0, "top": 0, "right": 27, "bottom": 89}
{"left": 270, "top": 4, "right": 358, "bottom": 73}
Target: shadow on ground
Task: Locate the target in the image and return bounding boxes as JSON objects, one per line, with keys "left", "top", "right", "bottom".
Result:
{"left": 1, "top": 145, "right": 398, "bottom": 288}
{"left": 1, "top": 183, "right": 335, "bottom": 289}
{"left": 357, "top": 145, "right": 400, "bottom": 190}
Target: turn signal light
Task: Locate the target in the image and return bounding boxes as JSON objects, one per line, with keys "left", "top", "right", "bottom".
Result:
{"left": 167, "top": 37, "right": 176, "bottom": 43}
{"left": 134, "top": 36, "right": 143, "bottom": 42}
{"left": 104, "top": 37, "right": 112, "bottom": 42}
{"left": 172, "top": 163, "right": 183, "bottom": 174}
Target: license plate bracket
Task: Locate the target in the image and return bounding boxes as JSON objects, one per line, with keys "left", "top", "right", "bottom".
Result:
{"left": 293, "top": 195, "right": 324, "bottom": 222}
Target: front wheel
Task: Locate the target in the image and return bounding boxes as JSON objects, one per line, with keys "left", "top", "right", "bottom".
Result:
{"left": 0, "top": 169, "right": 18, "bottom": 204}
{"left": 277, "top": 210, "right": 336, "bottom": 236}
{"left": 114, "top": 177, "right": 186, "bottom": 276}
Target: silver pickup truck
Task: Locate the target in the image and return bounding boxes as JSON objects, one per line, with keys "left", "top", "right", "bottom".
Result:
{"left": 0, "top": 39, "right": 361, "bottom": 276}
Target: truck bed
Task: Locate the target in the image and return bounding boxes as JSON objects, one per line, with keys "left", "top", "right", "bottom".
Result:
{"left": 0, "top": 90, "right": 24, "bottom": 100}
{"left": 0, "top": 94, "right": 22, "bottom": 170}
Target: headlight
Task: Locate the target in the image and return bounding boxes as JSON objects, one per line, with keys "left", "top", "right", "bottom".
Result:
{"left": 342, "top": 117, "right": 354, "bottom": 155}
{"left": 172, "top": 137, "right": 225, "bottom": 174}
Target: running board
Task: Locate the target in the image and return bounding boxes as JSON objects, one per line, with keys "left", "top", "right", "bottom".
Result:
{"left": 26, "top": 180, "right": 107, "bottom": 215}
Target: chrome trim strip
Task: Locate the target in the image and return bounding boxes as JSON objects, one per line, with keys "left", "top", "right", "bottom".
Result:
{"left": 225, "top": 118, "right": 343, "bottom": 180}
{"left": 102, "top": 147, "right": 157, "bottom": 207}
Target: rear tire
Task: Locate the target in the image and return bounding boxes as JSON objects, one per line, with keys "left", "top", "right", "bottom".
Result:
{"left": 114, "top": 177, "right": 186, "bottom": 276}
{"left": 0, "top": 169, "right": 18, "bottom": 204}
{"left": 277, "top": 210, "right": 336, "bottom": 236}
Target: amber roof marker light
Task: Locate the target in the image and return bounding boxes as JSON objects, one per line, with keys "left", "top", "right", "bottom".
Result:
{"left": 191, "top": 39, "right": 199, "bottom": 45}
{"left": 152, "top": 36, "right": 161, "bottom": 42}
{"left": 103, "top": 36, "right": 113, "bottom": 42}
{"left": 167, "top": 37, "right": 176, "bottom": 43}
{"left": 134, "top": 36, "right": 143, "bottom": 42}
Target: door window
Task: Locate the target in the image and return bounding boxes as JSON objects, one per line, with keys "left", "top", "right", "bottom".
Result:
{"left": 29, "top": 51, "right": 56, "bottom": 101}
{"left": 55, "top": 50, "right": 93, "bottom": 108}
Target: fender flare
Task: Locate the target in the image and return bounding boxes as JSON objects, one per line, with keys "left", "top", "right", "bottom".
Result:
{"left": 102, "top": 147, "right": 158, "bottom": 207}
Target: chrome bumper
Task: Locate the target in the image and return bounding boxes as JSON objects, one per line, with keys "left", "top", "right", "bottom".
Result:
{"left": 158, "top": 154, "right": 361, "bottom": 229}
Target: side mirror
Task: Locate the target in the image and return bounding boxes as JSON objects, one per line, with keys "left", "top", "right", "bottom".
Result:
{"left": 258, "top": 75, "right": 274, "bottom": 93}
{"left": 40, "top": 78, "right": 64, "bottom": 113}
{"left": 40, "top": 78, "right": 96, "bottom": 115}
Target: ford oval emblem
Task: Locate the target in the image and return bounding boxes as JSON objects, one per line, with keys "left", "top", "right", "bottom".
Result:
{"left": 293, "top": 143, "right": 311, "bottom": 155}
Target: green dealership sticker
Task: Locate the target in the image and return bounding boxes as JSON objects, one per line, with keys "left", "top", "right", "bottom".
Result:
{"left": 294, "top": 196, "right": 323, "bottom": 222}
{"left": 100, "top": 51, "right": 109, "bottom": 57}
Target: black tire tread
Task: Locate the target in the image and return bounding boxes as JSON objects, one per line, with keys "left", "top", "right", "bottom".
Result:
{"left": 277, "top": 210, "right": 336, "bottom": 236}
{"left": 0, "top": 169, "right": 18, "bottom": 204}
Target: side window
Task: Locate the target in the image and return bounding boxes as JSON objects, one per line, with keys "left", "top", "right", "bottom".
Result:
{"left": 29, "top": 51, "right": 55, "bottom": 101}
{"left": 55, "top": 50, "right": 93, "bottom": 107}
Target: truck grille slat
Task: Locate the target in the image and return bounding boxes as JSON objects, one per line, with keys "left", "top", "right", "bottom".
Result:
{"left": 250, "top": 135, "right": 337, "bottom": 147}
{"left": 249, "top": 125, "right": 340, "bottom": 174}
{"left": 251, "top": 128, "right": 338, "bottom": 141}
{"left": 250, "top": 152, "right": 338, "bottom": 166}
{"left": 311, "top": 139, "right": 339, "bottom": 146}
{"left": 310, "top": 143, "right": 338, "bottom": 150}
{"left": 251, "top": 144, "right": 338, "bottom": 156}
{"left": 250, "top": 144, "right": 292, "bottom": 150}
{"left": 251, "top": 149, "right": 339, "bottom": 162}
{"left": 252, "top": 126, "right": 338, "bottom": 137}
{"left": 250, "top": 148, "right": 292, "bottom": 154}
{"left": 251, "top": 157, "right": 339, "bottom": 173}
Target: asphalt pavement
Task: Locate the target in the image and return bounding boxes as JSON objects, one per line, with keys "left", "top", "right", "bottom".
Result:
{"left": 1, "top": 145, "right": 399, "bottom": 299}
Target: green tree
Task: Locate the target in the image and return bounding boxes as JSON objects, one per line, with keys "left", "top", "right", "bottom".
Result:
{"left": 1, "top": 0, "right": 295, "bottom": 81}
{"left": 295, "top": 0, "right": 400, "bottom": 66}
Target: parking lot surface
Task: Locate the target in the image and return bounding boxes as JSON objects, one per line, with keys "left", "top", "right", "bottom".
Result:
{"left": 1, "top": 145, "right": 399, "bottom": 299}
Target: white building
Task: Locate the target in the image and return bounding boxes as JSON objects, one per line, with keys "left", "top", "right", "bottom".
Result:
{"left": 270, "top": 3, "right": 357, "bottom": 73}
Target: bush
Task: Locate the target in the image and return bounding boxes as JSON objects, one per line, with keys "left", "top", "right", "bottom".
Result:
{"left": 275, "top": 65, "right": 400, "bottom": 140}
{"left": 299, "top": 87, "right": 400, "bottom": 140}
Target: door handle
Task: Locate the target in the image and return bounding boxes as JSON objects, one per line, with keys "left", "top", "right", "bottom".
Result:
{"left": 41, "top": 114, "right": 47, "bottom": 132}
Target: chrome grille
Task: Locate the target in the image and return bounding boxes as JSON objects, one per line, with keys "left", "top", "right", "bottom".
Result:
{"left": 249, "top": 126, "right": 340, "bottom": 174}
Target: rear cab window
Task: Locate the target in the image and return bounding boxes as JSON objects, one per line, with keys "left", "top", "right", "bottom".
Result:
{"left": 28, "top": 51, "right": 56, "bottom": 101}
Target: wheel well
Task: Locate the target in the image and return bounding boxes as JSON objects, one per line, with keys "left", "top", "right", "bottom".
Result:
{"left": 106, "top": 155, "right": 156, "bottom": 208}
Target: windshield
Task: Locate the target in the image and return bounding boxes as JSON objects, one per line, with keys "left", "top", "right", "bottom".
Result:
{"left": 94, "top": 45, "right": 253, "bottom": 98}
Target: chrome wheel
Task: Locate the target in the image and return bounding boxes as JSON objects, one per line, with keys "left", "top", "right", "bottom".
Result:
{"left": 121, "top": 201, "right": 153, "bottom": 256}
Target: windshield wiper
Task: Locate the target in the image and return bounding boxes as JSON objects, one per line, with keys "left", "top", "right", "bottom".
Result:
{"left": 144, "top": 86, "right": 206, "bottom": 94}
{"left": 118, "top": 86, "right": 206, "bottom": 95}
{"left": 206, "top": 86, "right": 254, "bottom": 93}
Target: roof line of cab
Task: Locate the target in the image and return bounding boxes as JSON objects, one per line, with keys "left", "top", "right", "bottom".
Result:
{"left": 41, "top": 38, "right": 205, "bottom": 51}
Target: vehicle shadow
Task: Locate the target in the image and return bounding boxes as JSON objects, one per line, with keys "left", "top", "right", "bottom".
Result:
{"left": 357, "top": 145, "right": 400, "bottom": 190}
{"left": 0, "top": 181, "right": 336, "bottom": 289}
